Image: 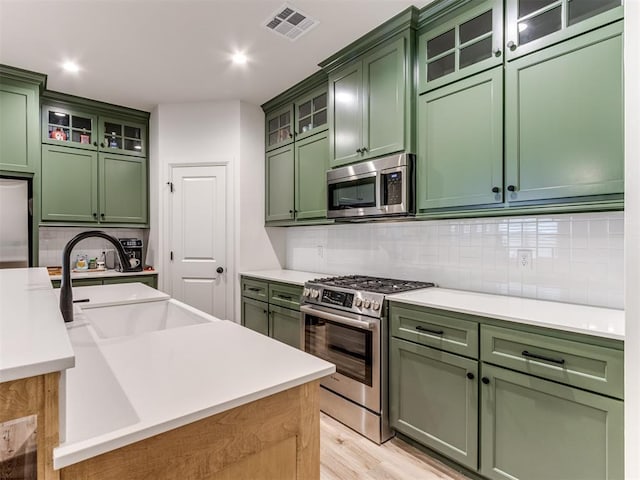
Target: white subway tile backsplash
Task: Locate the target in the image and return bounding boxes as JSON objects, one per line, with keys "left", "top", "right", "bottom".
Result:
{"left": 285, "top": 211, "right": 624, "bottom": 309}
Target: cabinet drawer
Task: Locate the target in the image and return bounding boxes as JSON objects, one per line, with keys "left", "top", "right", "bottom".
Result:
{"left": 269, "top": 282, "right": 302, "bottom": 310}
{"left": 480, "top": 325, "right": 623, "bottom": 398}
{"left": 390, "top": 303, "right": 479, "bottom": 358}
{"left": 241, "top": 277, "right": 268, "bottom": 302}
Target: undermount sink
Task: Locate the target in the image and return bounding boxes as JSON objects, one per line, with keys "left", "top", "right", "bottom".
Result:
{"left": 84, "top": 299, "right": 213, "bottom": 339}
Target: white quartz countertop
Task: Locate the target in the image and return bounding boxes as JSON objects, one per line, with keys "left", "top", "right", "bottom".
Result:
{"left": 0, "top": 268, "right": 75, "bottom": 382}
{"left": 388, "top": 287, "right": 625, "bottom": 341}
{"left": 54, "top": 291, "right": 335, "bottom": 468}
{"left": 240, "top": 269, "right": 326, "bottom": 286}
{"left": 49, "top": 268, "right": 158, "bottom": 281}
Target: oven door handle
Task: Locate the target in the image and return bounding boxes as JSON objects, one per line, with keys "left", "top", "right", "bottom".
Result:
{"left": 300, "top": 305, "right": 376, "bottom": 330}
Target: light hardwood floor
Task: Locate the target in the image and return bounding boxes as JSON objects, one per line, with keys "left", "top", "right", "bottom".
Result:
{"left": 320, "top": 413, "right": 471, "bottom": 480}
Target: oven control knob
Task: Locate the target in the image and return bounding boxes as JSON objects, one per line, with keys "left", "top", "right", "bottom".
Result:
{"left": 355, "top": 297, "right": 363, "bottom": 307}
{"left": 372, "top": 301, "right": 380, "bottom": 311}
{"left": 311, "top": 289, "right": 320, "bottom": 299}
{"left": 303, "top": 288, "right": 310, "bottom": 297}
{"left": 364, "top": 299, "right": 371, "bottom": 309}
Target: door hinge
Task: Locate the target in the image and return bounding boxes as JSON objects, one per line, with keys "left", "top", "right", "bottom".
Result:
{"left": 167, "top": 181, "right": 174, "bottom": 193}
{"left": 170, "top": 251, "right": 174, "bottom": 261}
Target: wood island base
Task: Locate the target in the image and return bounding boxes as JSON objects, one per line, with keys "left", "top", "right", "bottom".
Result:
{"left": 60, "top": 380, "right": 321, "bottom": 480}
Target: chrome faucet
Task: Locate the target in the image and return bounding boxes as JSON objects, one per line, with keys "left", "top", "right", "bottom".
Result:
{"left": 60, "top": 230, "right": 136, "bottom": 323}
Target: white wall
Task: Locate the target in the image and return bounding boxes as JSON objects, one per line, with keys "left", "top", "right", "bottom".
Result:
{"left": 625, "top": 1, "right": 640, "bottom": 477}
{"left": 287, "top": 212, "right": 624, "bottom": 309}
{"left": 149, "top": 100, "right": 283, "bottom": 322}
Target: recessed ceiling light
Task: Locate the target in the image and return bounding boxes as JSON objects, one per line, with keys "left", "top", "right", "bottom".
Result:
{"left": 231, "top": 52, "right": 248, "bottom": 65}
{"left": 62, "top": 61, "right": 80, "bottom": 73}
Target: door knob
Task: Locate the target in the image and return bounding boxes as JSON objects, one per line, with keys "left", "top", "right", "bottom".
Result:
{"left": 216, "top": 267, "right": 224, "bottom": 274}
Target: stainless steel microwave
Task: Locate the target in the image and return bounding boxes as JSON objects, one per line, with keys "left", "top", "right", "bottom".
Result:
{"left": 327, "top": 153, "right": 415, "bottom": 219}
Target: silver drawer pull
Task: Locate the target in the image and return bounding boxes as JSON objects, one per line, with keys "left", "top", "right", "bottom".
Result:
{"left": 522, "top": 350, "right": 565, "bottom": 365}
{"left": 247, "top": 287, "right": 262, "bottom": 292}
{"left": 275, "top": 294, "right": 293, "bottom": 301}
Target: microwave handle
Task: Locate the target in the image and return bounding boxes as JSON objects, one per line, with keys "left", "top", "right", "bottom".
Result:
{"left": 376, "top": 171, "right": 382, "bottom": 211}
{"left": 300, "top": 305, "right": 376, "bottom": 330}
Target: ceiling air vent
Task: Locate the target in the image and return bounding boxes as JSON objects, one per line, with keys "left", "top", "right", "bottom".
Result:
{"left": 263, "top": 4, "right": 319, "bottom": 41}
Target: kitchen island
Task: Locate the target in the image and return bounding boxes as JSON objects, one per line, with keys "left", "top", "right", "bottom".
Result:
{"left": 1, "top": 268, "right": 335, "bottom": 480}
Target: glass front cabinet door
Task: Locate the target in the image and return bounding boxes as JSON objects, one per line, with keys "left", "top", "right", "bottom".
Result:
{"left": 98, "top": 116, "right": 146, "bottom": 157}
{"left": 418, "top": 0, "right": 504, "bottom": 93}
{"left": 504, "top": 0, "right": 623, "bottom": 60}
{"left": 265, "top": 104, "right": 295, "bottom": 151}
{"left": 42, "top": 105, "right": 98, "bottom": 151}
{"left": 294, "top": 88, "right": 328, "bottom": 141}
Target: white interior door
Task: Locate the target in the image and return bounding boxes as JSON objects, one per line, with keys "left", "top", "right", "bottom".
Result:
{"left": 169, "top": 165, "right": 227, "bottom": 318}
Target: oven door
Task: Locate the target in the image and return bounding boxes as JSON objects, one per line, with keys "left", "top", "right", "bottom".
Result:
{"left": 327, "top": 171, "right": 380, "bottom": 218}
{"left": 301, "top": 304, "right": 380, "bottom": 412}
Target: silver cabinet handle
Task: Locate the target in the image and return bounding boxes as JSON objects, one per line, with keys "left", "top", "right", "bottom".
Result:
{"left": 507, "top": 41, "right": 517, "bottom": 51}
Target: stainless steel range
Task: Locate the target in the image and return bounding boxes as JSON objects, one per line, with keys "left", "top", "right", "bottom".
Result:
{"left": 300, "top": 275, "right": 434, "bottom": 443}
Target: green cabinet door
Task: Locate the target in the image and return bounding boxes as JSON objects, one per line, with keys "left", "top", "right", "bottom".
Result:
{"left": 265, "top": 143, "right": 295, "bottom": 222}
{"left": 418, "top": 0, "right": 503, "bottom": 93}
{"left": 417, "top": 67, "right": 503, "bottom": 211}
{"left": 294, "top": 87, "right": 328, "bottom": 142}
{"left": 42, "top": 104, "right": 98, "bottom": 151}
{"left": 295, "top": 131, "right": 329, "bottom": 220}
{"left": 265, "top": 104, "right": 295, "bottom": 152}
{"left": 0, "top": 78, "right": 40, "bottom": 173}
{"left": 269, "top": 305, "right": 302, "bottom": 349}
{"left": 480, "top": 363, "right": 623, "bottom": 480}
{"left": 241, "top": 297, "right": 269, "bottom": 336}
{"left": 504, "top": 0, "right": 622, "bottom": 61}
{"left": 328, "top": 61, "right": 363, "bottom": 167}
{"left": 41, "top": 145, "right": 98, "bottom": 223}
{"left": 504, "top": 21, "right": 623, "bottom": 204}
{"left": 99, "top": 153, "right": 147, "bottom": 224}
{"left": 390, "top": 337, "right": 478, "bottom": 469}
{"left": 99, "top": 116, "right": 146, "bottom": 157}
{"left": 362, "top": 36, "right": 406, "bottom": 160}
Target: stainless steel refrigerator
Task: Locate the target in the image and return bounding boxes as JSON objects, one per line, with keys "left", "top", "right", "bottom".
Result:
{"left": 0, "top": 178, "right": 30, "bottom": 268}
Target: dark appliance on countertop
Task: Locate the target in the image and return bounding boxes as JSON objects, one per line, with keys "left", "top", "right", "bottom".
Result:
{"left": 301, "top": 275, "right": 434, "bottom": 443}
{"left": 118, "top": 238, "right": 143, "bottom": 272}
{"left": 327, "top": 153, "right": 415, "bottom": 220}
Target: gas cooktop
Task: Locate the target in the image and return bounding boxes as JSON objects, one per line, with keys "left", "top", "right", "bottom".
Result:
{"left": 309, "top": 275, "right": 434, "bottom": 294}
{"left": 302, "top": 275, "right": 435, "bottom": 317}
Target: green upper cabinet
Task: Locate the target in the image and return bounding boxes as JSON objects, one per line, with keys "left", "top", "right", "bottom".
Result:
{"left": 504, "top": 21, "right": 623, "bottom": 204}
{"left": 99, "top": 116, "right": 146, "bottom": 157}
{"left": 99, "top": 152, "right": 147, "bottom": 224}
{"left": 480, "top": 363, "right": 624, "bottom": 480}
{"left": 294, "top": 87, "right": 328, "bottom": 142}
{"left": 42, "top": 104, "right": 98, "bottom": 151}
{"left": 265, "top": 104, "right": 294, "bottom": 152}
{"left": 417, "top": 66, "right": 503, "bottom": 211}
{"left": 0, "top": 67, "right": 45, "bottom": 174}
{"left": 41, "top": 145, "right": 98, "bottom": 223}
{"left": 39, "top": 92, "right": 149, "bottom": 226}
{"left": 328, "top": 35, "right": 408, "bottom": 167}
{"left": 41, "top": 146, "right": 147, "bottom": 225}
{"left": 295, "top": 131, "right": 329, "bottom": 220}
{"left": 417, "top": 0, "right": 503, "bottom": 93}
{"left": 262, "top": 71, "right": 329, "bottom": 225}
{"left": 504, "top": 0, "right": 623, "bottom": 61}
{"left": 265, "top": 143, "right": 295, "bottom": 222}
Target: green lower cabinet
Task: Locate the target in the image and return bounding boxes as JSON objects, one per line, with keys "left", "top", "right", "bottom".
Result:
{"left": 103, "top": 275, "right": 157, "bottom": 289}
{"left": 269, "top": 304, "right": 302, "bottom": 349}
{"left": 295, "top": 131, "right": 329, "bottom": 220}
{"left": 41, "top": 145, "right": 98, "bottom": 223}
{"left": 480, "top": 363, "right": 624, "bottom": 480}
{"left": 504, "top": 21, "right": 623, "bottom": 204}
{"left": 265, "top": 144, "right": 295, "bottom": 222}
{"left": 51, "top": 275, "right": 157, "bottom": 289}
{"left": 241, "top": 297, "right": 269, "bottom": 336}
{"left": 390, "top": 337, "right": 478, "bottom": 470}
{"left": 99, "top": 153, "right": 147, "bottom": 224}
{"left": 417, "top": 67, "right": 503, "bottom": 211}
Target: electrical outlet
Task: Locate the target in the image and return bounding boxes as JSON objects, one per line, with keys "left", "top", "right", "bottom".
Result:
{"left": 517, "top": 249, "right": 533, "bottom": 270}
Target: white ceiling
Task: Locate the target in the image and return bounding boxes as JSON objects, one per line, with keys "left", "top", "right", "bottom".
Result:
{"left": 0, "top": 0, "right": 432, "bottom": 111}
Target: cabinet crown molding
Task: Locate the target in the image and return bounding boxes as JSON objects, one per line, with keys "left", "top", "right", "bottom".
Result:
{"left": 0, "top": 64, "right": 47, "bottom": 90}
{"left": 261, "top": 70, "right": 327, "bottom": 113}
{"left": 42, "top": 90, "right": 150, "bottom": 121}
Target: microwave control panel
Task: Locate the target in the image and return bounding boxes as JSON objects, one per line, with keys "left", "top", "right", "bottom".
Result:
{"left": 382, "top": 171, "right": 403, "bottom": 205}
